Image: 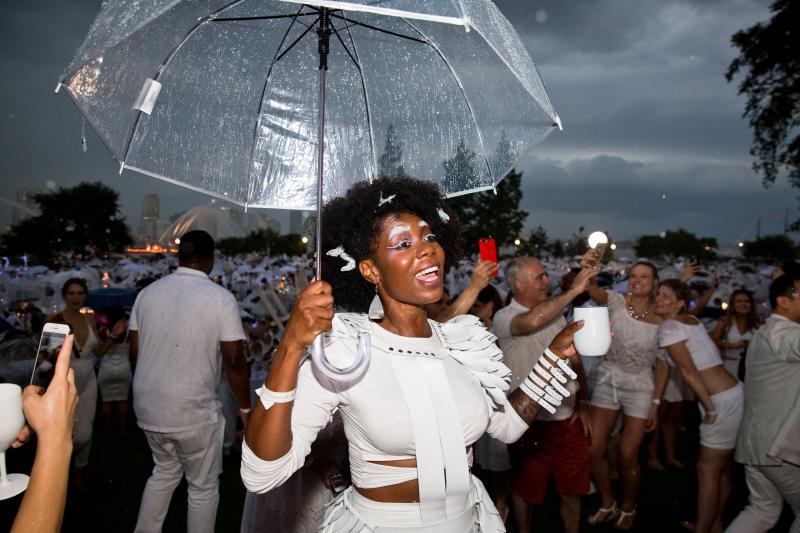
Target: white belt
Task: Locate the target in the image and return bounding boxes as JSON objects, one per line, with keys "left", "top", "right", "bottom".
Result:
{"left": 375, "top": 506, "right": 474, "bottom": 533}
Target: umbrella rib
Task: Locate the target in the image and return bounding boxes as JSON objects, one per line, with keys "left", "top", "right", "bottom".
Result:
{"left": 329, "top": 20, "right": 359, "bottom": 69}
{"left": 402, "top": 19, "right": 494, "bottom": 184}
{"left": 329, "top": 13, "right": 426, "bottom": 44}
{"left": 211, "top": 13, "right": 316, "bottom": 22}
{"left": 342, "top": 21, "right": 379, "bottom": 182}
{"left": 275, "top": 19, "right": 319, "bottom": 63}
{"left": 245, "top": 8, "right": 309, "bottom": 208}
{"left": 120, "top": 0, "right": 245, "bottom": 171}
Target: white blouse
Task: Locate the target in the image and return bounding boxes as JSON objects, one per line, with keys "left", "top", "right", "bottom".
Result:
{"left": 658, "top": 319, "right": 723, "bottom": 371}
{"left": 241, "top": 313, "right": 527, "bottom": 498}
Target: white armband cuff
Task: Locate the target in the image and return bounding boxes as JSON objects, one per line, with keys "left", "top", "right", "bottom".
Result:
{"left": 544, "top": 348, "right": 578, "bottom": 379}
{"left": 519, "top": 380, "right": 557, "bottom": 414}
{"left": 255, "top": 386, "right": 296, "bottom": 411}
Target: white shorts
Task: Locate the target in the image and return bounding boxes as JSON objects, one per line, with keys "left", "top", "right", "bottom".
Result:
{"left": 590, "top": 362, "right": 653, "bottom": 420}
{"left": 698, "top": 382, "right": 744, "bottom": 449}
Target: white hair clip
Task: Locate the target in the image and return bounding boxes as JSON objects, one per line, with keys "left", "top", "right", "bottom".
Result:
{"left": 437, "top": 207, "right": 450, "bottom": 223}
{"left": 326, "top": 246, "right": 356, "bottom": 272}
{"left": 378, "top": 192, "right": 396, "bottom": 207}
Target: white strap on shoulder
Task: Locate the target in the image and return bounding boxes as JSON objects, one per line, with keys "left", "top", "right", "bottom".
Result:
{"left": 255, "top": 386, "right": 296, "bottom": 410}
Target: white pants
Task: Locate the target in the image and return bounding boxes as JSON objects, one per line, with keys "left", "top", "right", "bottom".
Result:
{"left": 71, "top": 358, "right": 97, "bottom": 468}
{"left": 134, "top": 417, "right": 225, "bottom": 533}
{"left": 726, "top": 462, "right": 800, "bottom": 533}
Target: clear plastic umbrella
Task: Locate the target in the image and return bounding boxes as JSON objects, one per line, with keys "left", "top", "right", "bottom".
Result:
{"left": 58, "top": 0, "right": 561, "bottom": 380}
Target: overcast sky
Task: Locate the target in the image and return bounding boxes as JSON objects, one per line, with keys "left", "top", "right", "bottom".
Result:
{"left": 0, "top": 0, "right": 793, "bottom": 243}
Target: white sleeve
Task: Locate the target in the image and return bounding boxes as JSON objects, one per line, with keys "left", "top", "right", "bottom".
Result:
{"left": 658, "top": 320, "right": 688, "bottom": 348}
{"left": 219, "top": 291, "right": 246, "bottom": 342}
{"left": 128, "top": 294, "right": 140, "bottom": 331}
{"left": 240, "top": 358, "right": 339, "bottom": 493}
{"left": 485, "top": 398, "right": 529, "bottom": 443}
{"left": 491, "top": 308, "right": 513, "bottom": 342}
{"left": 606, "top": 291, "right": 624, "bottom": 313}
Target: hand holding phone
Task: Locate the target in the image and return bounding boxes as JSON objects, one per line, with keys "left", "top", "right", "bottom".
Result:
{"left": 14, "top": 330, "right": 76, "bottom": 449}
{"left": 478, "top": 238, "right": 498, "bottom": 277}
{"left": 31, "top": 323, "right": 71, "bottom": 392}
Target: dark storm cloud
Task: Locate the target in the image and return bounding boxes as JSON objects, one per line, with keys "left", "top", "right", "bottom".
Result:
{"left": 0, "top": 0, "right": 794, "bottom": 243}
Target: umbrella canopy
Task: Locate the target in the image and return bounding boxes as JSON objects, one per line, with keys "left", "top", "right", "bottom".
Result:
{"left": 86, "top": 288, "right": 139, "bottom": 309}
{"left": 59, "top": 0, "right": 560, "bottom": 209}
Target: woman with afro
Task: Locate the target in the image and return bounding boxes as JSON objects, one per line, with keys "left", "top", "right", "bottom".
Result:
{"left": 242, "top": 176, "right": 586, "bottom": 532}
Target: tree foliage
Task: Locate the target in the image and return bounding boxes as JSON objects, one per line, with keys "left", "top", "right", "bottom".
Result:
{"left": 445, "top": 134, "right": 528, "bottom": 252}
{"left": 634, "top": 229, "right": 717, "bottom": 260}
{"left": 727, "top": 0, "right": 800, "bottom": 219}
{"left": 217, "top": 229, "right": 307, "bottom": 257}
{"left": 742, "top": 234, "right": 797, "bottom": 262}
{"left": 1, "top": 182, "right": 132, "bottom": 265}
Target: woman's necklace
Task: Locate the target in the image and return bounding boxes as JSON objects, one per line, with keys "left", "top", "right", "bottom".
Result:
{"left": 626, "top": 296, "right": 650, "bottom": 320}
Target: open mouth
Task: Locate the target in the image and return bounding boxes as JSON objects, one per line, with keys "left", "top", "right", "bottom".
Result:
{"left": 415, "top": 265, "right": 440, "bottom": 284}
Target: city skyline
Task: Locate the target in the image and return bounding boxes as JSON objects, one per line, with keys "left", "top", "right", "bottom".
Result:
{"left": 0, "top": 0, "right": 795, "bottom": 245}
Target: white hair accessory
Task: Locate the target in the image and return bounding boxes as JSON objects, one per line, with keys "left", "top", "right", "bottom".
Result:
{"left": 326, "top": 246, "right": 356, "bottom": 271}
{"left": 437, "top": 207, "right": 450, "bottom": 223}
{"left": 378, "top": 191, "right": 396, "bottom": 207}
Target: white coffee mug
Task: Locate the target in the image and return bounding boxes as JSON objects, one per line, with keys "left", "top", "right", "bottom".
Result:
{"left": 573, "top": 306, "right": 611, "bottom": 356}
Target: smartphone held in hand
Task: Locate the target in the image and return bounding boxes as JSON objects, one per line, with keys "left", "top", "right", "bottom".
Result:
{"left": 478, "top": 237, "right": 498, "bottom": 277}
{"left": 31, "top": 323, "right": 71, "bottom": 392}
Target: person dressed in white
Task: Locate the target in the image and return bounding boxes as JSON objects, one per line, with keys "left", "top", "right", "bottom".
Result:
{"left": 653, "top": 279, "right": 743, "bottom": 533}
{"left": 726, "top": 273, "right": 800, "bottom": 533}
{"left": 49, "top": 277, "right": 125, "bottom": 488}
{"left": 130, "top": 230, "right": 251, "bottom": 533}
{"left": 241, "top": 177, "right": 585, "bottom": 532}
{"left": 492, "top": 256, "right": 595, "bottom": 533}
{"left": 710, "top": 289, "right": 760, "bottom": 379}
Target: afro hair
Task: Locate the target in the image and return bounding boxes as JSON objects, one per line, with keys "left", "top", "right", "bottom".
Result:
{"left": 320, "top": 176, "right": 463, "bottom": 312}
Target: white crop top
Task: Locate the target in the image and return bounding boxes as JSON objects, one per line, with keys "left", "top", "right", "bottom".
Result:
{"left": 658, "top": 318, "right": 723, "bottom": 371}
{"left": 241, "top": 313, "right": 528, "bottom": 508}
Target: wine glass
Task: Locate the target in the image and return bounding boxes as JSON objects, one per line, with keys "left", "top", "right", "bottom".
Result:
{"left": 0, "top": 383, "right": 29, "bottom": 499}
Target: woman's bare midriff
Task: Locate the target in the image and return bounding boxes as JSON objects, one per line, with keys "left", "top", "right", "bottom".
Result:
{"left": 699, "top": 365, "right": 739, "bottom": 396}
{"left": 354, "top": 447, "right": 471, "bottom": 503}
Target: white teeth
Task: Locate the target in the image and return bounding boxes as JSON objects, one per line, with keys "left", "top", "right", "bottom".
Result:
{"left": 415, "top": 266, "right": 439, "bottom": 278}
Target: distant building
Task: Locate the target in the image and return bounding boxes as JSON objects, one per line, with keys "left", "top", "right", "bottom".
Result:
{"left": 12, "top": 189, "right": 35, "bottom": 225}
{"left": 138, "top": 193, "right": 161, "bottom": 244}
{"left": 289, "top": 210, "right": 306, "bottom": 235}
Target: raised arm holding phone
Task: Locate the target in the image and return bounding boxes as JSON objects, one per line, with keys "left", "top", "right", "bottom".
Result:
{"left": 11, "top": 333, "right": 78, "bottom": 533}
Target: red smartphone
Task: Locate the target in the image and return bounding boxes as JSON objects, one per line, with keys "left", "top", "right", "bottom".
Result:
{"left": 478, "top": 237, "right": 498, "bottom": 277}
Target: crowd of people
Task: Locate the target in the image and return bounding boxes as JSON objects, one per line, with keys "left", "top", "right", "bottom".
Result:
{"left": 1, "top": 177, "right": 798, "bottom": 533}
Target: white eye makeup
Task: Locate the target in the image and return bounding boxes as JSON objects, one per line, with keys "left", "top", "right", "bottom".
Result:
{"left": 418, "top": 220, "right": 429, "bottom": 228}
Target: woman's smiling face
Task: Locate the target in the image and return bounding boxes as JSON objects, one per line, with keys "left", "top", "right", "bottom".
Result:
{"left": 361, "top": 212, "right": 445, "bottom": 307}
{"left": 63, "top": 282, "right": 87, "bottom": 310}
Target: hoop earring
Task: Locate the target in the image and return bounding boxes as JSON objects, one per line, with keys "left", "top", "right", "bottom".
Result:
{"left": 368, "top": 283, "right": 384, "bottom": 320}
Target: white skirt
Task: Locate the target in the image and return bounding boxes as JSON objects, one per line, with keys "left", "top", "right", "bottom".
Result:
{"left": 319, "top": 475, "right": 505, "bottom": 532}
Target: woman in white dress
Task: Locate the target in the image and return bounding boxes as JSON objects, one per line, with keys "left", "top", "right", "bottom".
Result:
{"left": 653, "top": 279, "right": 743, "bottom": 533}
{"left": 583, "top": 261, "right": 670, "bottom": 529}
{"left": 241, "top": 177, "right": 586, "bottom": 532}
{"left": 50, "top": 278, "right": 125, "bottom": 487}
{"left": 97, "top": 308, "right": 131, "bottom": 433}
{"left": 709, "top": 289, "right": 760, "bottom": 379}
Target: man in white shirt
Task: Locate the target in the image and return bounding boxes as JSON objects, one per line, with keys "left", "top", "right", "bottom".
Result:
{"left": 130, "top": 230, "right": 251, "bottom": 533}
{"left": 492, "top": 256, "right": 595, "bottom": 533}
{"left": 726, "top": 273, "right": 800, "bottom": 533}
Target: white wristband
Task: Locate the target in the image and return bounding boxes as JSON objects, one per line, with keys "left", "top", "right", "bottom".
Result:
{"left": 519, "top": 380, "right": 557, "bottom": 414}
{"left": 544, "top": 348, "right": 578, "bottom": 380}
{"left": 255, "top": 386, "right": 296, "bottom": 411}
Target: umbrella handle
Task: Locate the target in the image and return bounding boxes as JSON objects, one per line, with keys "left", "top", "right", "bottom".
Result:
{"left": 309, "top": 331, "right": 371, "bottom": 384}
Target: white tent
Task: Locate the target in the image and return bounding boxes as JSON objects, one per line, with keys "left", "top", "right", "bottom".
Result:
{"left": 159, "top": 203, "right": 248, "bottom": 243}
